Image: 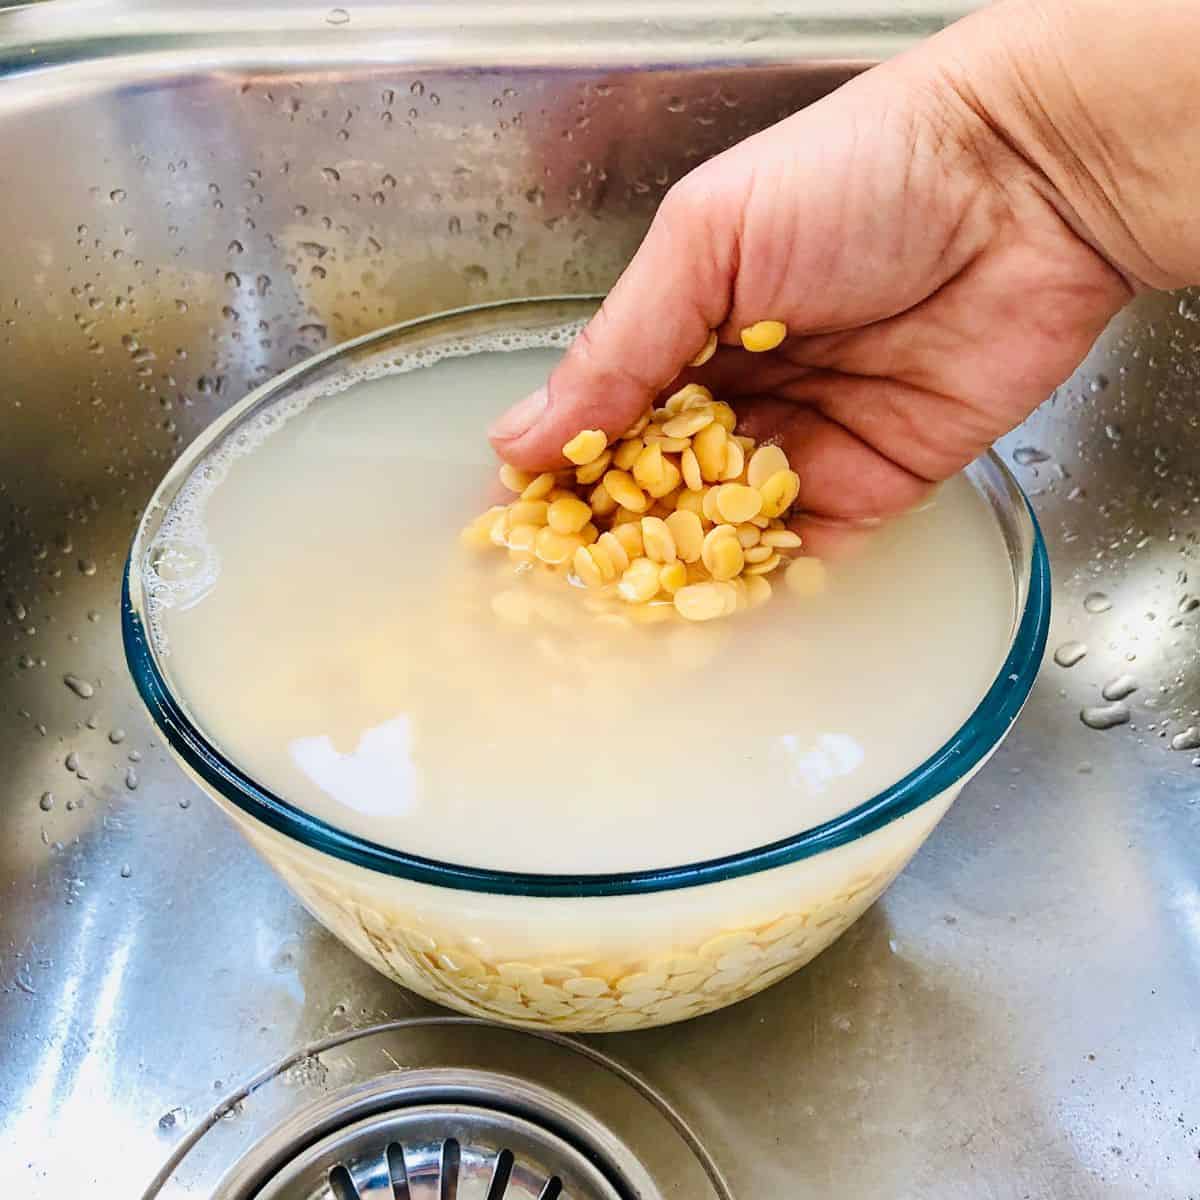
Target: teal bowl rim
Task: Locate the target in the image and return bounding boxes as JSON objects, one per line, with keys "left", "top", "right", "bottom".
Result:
{"left": 121, "top": 298, "right": 1051, "bottom": 899}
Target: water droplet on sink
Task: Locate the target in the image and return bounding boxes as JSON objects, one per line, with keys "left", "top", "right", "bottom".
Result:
{"left": 179, "top": 795, "right": 192, "bottom": 809}
{"left": 1178, "top": 294, "right": 1200, "bottom": 321}
{"left": 1080, "top": 703, "right": 1130, "bottom": 731}
{"left": 325, "top": 5, "right": 349, "bottom": 22}
{"left": 1101, "top": 674, "right": 1138, "bottom": 701}
{"left": 120, "top": 864, "right": 132, "bottom": 878}
{"left": 1179, "top": 595, "right": 1199, "bottom": 613}
{"left": 125, "top": 767, "right": 139, "bottom": 790}
{"left": 1084, "top": 592, "right": 1112, "bottom": 614}
{"left": 1053, "top": 641, "right": 1088, "bottom": 668}
{"left": 320, "top": 167, "right": 341, "bottom": 184}
{"left": 1171, "top": 726, "right": 1200, "bottom": 752}
{"left": 1013, "top": 446, "right": 1051, "bottom": 466}
{"left": 63, "top": 674, "right": 95, "bottom": 699}
{"left": 64, "top": 751, "right": 80, "bottom": 772}
{"left": 108, "top": 728, "right": 126, "bottom": 744}
{"left": 110, "top": 188, "right": 127, "bottom": 204}
{"left": 78, "top": 558, "right": 97, "bottom": 576}
{"left": 38, "top": 792, "right": 54, "bottom": 812}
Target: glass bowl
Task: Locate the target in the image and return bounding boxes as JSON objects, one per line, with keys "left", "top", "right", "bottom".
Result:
{"left": 123, "top": 297, "right": 1050, "bottom": 1033}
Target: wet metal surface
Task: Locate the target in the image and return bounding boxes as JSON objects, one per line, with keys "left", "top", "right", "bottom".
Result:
{"left": 2, "top": 5, "right": 1198, "bottom": 1197}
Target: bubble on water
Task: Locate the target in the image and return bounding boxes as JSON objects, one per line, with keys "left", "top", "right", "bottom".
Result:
{"left": 1053, "top": 641, "right": 1088, "bottom": 668}
{"left": 1084, "top": 592, "right": 1113, "bottom": 614}
{"left": 38, "top": 792, "right": 54, "bottom": 812}
{"left": 1080, "top": 703, "right": 1130, "bottom": 731}
{"left": 63, "top": 674, "right": 95, "bottom": 699}
{"left": 1012, "top": 446, "right": 1051, "bottom": 466}
{"left": 1171, "top": 726, "right": 1200, "bottom": 752}
{"left": 1101, "top": 674, "right": 1138, "bottom": 701}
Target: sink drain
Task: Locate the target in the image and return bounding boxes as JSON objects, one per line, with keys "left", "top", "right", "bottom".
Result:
{"left": 243, "top": 1072, "right": 635, "bottom": 1200}
{"left": 142, "top": 1018, "right": 727, "bottom": 1199}
{"left": 256, "top": 1096, "right": 624, "bottom": 1199}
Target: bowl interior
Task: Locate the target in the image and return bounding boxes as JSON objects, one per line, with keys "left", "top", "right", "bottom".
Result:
{"left": 123, "top": 296, "right": 1051, "bottom": 897}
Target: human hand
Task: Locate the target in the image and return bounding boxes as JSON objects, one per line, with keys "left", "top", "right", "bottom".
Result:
{"left": 488, "top": 3, "right": 1140, "bottom": 522}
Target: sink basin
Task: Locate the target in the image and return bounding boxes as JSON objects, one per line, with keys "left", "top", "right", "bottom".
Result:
{"left": 2, "top": 3, "right": 1198, "bottom": 1197}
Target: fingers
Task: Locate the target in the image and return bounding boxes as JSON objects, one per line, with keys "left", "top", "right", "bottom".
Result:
{"left": 489, "top": 176, "right": 737, "bottom": 468}
{"left": 733, "top": 396, "right": 933, "bottom": 520}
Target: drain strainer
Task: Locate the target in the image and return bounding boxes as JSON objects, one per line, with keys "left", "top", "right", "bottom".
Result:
{"left": 213, "top": 1069, "right": 660, "bottom": 1199}
{"left": 257, "top": 1100, "right": 624, "bottom": 1199}
{"left": 142, "top": 1018, "right": 727, "bottom": 1199}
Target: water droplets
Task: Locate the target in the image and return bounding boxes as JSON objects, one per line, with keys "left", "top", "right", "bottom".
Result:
{"left": 63, "top": 673, "right": 95, "bottom": 699}
{"left": 109, "top": 188, "right": 127, "bottom": 204}
{"left": 320, "top": 167, "right": 341, "bottom": 184}
{"left": 1080, "top": 703, "right": 1130, "bottom": 731}
{"left": 1101, "top": 674, "right": 1138, "bottom": 701}
{"left": 325, "top": 7, "right": 350, "bottom": 23}
{"left": 125, "top": 767, "right": 139, "bottom": 790}
{"left": 38, "top": 792, "right": 54, "bottom": 812}
{"left": 1177, "top": 294, "right": 1200, "bottom": 322}
{"left": 1012, "top": 446, "right": 1051, "bottom": 466}
{"left": 1053, "top": 641, "right": 1088, "bottom": 668}
{"left": 78, "top": 557, "right": 97, "bottom": 576}
{"left": 1170, "top": 726, "right": 1200, "bottom": 752}
{"left": 1083, "top": 591, "right": 1113, "bottom": 614}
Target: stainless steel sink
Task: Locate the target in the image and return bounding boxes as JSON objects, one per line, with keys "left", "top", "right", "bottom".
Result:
{"left": 2, "top": 4, "right": 1198, "bottom": 1197}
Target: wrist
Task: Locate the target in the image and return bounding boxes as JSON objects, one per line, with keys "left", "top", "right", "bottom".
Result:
{"left": 927, "top": 0, "right": 1200, "bottom": 291}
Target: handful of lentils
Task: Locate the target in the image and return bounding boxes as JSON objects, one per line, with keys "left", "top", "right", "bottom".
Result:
{"left": 462, "top": 321, "right": 827, "bottom": 623}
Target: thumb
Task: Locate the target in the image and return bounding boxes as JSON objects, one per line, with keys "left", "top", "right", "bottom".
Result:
{"left": 489, "top": 178, "right": 736, "bottom": 468}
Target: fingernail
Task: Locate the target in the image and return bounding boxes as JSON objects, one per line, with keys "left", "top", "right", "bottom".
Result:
{"left": 489, "top": 386, "right": 548, "bottom": 441}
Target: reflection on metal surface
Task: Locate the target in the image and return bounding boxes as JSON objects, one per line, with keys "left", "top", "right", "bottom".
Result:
{"left": 1, "top": 6, "right": 1198, "bottom": 1200}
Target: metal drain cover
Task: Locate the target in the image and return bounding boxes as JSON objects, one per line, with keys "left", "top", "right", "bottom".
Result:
{"left": 143, "top": 1019, "right": 726, "bottom": 1199}
{"left": 256, "top": 1101, "right": 624, "bottom": 1200}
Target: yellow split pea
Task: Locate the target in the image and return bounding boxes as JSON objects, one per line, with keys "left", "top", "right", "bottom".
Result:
{"left": 466, "top": 321, "right": 816, "bottom": 624}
